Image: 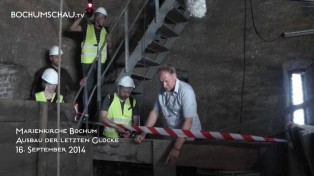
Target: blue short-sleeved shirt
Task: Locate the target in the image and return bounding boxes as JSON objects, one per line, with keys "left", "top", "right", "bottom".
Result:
{"left": 153, "top": 79, "right": 201, "bottom": 130}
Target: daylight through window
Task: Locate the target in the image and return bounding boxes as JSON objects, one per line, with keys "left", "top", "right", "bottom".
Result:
{"left": 291, "top": 73, "right": 305, "bottom": 125}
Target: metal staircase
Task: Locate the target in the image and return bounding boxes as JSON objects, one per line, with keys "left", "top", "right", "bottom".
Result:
{"left": 73, "top": 0, "right": 190, "bottom": 127}
{"left": 109, "top": 0, "right": 189, "bottom": 96}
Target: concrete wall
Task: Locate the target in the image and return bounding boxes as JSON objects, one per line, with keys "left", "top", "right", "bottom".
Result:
{"left": 1, "top": 0, "right": 314, "bottom": 137}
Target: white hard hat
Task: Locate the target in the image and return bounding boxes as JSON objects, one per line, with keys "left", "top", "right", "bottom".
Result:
{"left": 42, "top": 68, "right": 58, "bottom": 84}
{"left": 49, "top": 45, "right": 63, "bottom": 56}
{"left": 95, "top": 7, "right": 107, "bottom": 17}
{"left": 118, "top": 76, "right": 135, "bottom": 88}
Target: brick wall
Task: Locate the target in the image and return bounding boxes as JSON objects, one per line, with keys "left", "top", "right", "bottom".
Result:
{"left": 0, "top": 64, "right": 17, "bottom": 99}
{"left": 0, "top": 63, "right": 31, "bottom": 100}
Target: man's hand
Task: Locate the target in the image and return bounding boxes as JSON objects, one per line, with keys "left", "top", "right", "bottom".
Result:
{"left": 120, "top": 131, "right": 131, "bottom": 138}
{"left": 134, "top": 132, "right": 146, "bottom": 144}
{"left": 115, "top": 126, "right": 126, "bottom": 134}
{"left": 165, "top": 148, "right": 180, "bottom": 165}
{"left": 106, "top": 34, "right": 113, "bottom": 48}
{"left": 80, "top": 77, "right": 87, "bottom": 86}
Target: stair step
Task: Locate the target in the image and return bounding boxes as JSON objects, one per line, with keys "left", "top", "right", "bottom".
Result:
{"left": 177, "top": 0, "right": 186, "bottom": 9}
{"left": 157, "top": 25, "right": 179, "bottom": 38}
{"left": 166, "top": 8, "right": 188, "bottom": 24}
{"left": 104, "top": 79, "right": 115, "bottom": 84}
{"left": 131, "top": 91, "right": 142, "bottom": 95}
{"left": 146, "top": 41, "right": 169, "bottom": 53}
{"left": 131, "top": 73, "right": 151, "bottom": 81}
{"left": 115, "top": 62, "right": 125, "bottom": 68}
{"left": 117, "top": 57, "right": 159, "bottom": 68}
{"left": 137, "top": 57, "right": 160, "bottom": 67}
{"left": 197, "top": 169, "right": 261, "bottom": 176}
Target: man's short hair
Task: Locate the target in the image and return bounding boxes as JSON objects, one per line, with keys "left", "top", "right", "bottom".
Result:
{"left": 118, "top": 85, "right": 133, "bottom": 92}
{"left": 157, "top": 64, "right": 176, "bottom": 75}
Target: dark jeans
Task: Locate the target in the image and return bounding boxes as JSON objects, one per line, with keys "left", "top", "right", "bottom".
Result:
{"left": 82, "top": 62, "right": 104, "bottom": 116}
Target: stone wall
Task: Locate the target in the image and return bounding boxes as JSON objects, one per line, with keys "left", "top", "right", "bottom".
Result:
{"left": 0, "top": 63, "right": 31, "bottom": 99}
{"left": 0, "top": 64, "right": 16, "bottom": 99}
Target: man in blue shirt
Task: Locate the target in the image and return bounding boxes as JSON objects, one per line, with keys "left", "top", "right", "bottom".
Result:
{"left": 135, "top": 64, "right": 201, "bottom": 164}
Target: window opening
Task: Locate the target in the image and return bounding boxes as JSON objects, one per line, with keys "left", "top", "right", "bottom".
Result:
{"left": 290, "top": 72, "right": 305, "bottom": 125}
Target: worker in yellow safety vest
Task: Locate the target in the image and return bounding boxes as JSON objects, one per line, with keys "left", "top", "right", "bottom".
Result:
{"left": 30, "top": 45, "right": 78, "bottom": 102}
{"left": 99, "top": 76, "right": 140, "bottom": 138}
{"left": 70, "top": 6, "right": 112, "bottom": 115}
{"left": 35, "top": 68, "right": 64, "bottom": 103}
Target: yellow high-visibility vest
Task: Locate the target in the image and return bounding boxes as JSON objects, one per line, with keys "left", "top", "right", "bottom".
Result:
{"left": 81, "top": 24, "right": 107, "bottom": 64}
{"left": 103, "top": 93, "right": 136, "bottom": 138}
{"left": 35, "top": 91, "right": 64, "bottom": 103}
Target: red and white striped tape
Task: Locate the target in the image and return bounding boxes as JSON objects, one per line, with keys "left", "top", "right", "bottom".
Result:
{"left": 94, "top": 122, "right": 287, "bottom": 143}
{"left": 74, "top": 105, "right": 286, "bottom": 143}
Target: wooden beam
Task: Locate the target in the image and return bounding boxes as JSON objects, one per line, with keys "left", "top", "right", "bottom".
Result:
{"left": 92, "top": 139, "right": 271, "bottom": 171}
{"left": 37, "top": 103, "right": 48, "bottom": 176}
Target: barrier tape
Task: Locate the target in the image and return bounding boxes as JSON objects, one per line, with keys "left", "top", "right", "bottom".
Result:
{"left": 73, "top": 105, "right": 286, "bottom": 143}
{"left": 92, "top": 122, "right": 287, "bottom": 143}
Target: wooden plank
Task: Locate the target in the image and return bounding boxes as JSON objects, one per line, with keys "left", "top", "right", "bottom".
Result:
{"left": 38, "top": 103, "right": 48, "bottom": 176}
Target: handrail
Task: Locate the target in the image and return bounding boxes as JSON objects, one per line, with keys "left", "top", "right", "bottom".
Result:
{"left": 76, "top": 0, "right": 151, "bottom": 129}
{"left": 99, "top": 0, "right": 151, "bottom": 98}
{"left": 72, "top": 0, "right": 132, "bottom": 104}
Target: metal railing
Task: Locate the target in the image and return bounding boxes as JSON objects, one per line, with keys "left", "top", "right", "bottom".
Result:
{"left": 73, "top": 0, "right": 153, "bottom": 129}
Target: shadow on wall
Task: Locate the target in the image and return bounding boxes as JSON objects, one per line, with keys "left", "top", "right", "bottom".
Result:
{"left": 63, "top": 25, "right": 84, "bottom": 81}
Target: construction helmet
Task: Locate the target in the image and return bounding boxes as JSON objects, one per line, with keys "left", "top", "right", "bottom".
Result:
{"left": 42, "top": 68, "right": 58, "bottom": 85}
{"left": 95, "top": 7, "right": 107, "bottom": 17}
{"left": 118, "top": 76, "right": 135, "bottom": 88}
{"left": 49, "top": 45, "right": 63, "bottom": 56}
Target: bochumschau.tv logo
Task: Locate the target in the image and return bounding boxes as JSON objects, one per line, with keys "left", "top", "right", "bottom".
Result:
{"left": 11, "top": 11, "right": 84, "bottom": 19}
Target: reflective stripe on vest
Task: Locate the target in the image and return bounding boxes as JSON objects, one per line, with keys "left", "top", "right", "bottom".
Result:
{"left": 103, "top": 93, "right": 136, "bottom": 138}
{"left": 81, "top": 24, "right": 107, "bottom": 64}
{"left": 35, "top": 91, "right": 64, "bottom": 103}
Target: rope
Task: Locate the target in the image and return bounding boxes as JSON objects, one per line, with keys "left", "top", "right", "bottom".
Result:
{"left": 57, "top": 0, "right": 63, "bottom": 175}
{"left": 239, "top": 0, "right": 247, "bottom": 130}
